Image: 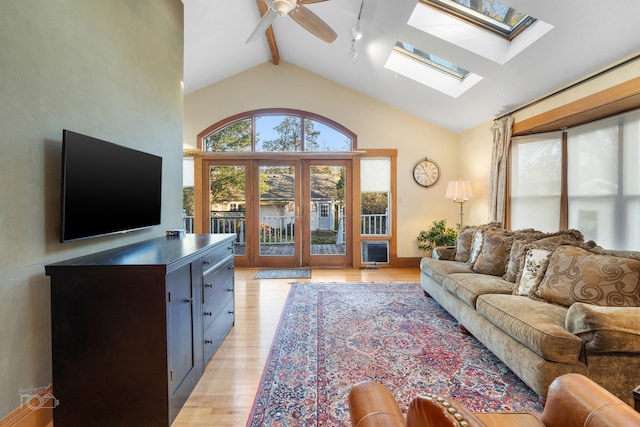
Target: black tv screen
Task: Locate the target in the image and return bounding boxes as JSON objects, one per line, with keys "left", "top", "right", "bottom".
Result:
{"left": 60, "top": 130, "right": 162, "bottom": 242}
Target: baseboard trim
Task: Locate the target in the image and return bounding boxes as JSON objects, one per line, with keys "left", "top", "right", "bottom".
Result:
{"left": 0, "top": 386, "right": 53, "bottom": 427}
{"left": 395, "top": 257, "right": 422, "bottom": 268}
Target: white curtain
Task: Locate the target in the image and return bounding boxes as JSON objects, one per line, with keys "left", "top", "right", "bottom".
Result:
{"left": 488, "top": 116, "right": 514, "bottom": 224}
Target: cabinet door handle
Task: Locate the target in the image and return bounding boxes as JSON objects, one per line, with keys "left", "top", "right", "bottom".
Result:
{"left": 228, "top": 310, "right": 234, "bottom": 314}
{"left": 204, "top": 339, "right": 213, "bottom": 344}
{"left": 185, "top": 298, "right": 193, "bottom": 304}
{"left": 228, "top": 266, "right": 234, "bottom": 270}
{"left": 203, "top": 260, "right": 211, "bottom": 266}
{"left": 204, "top": 311, "right": 212, "bottom": 316}
{"left": 227, "top": 288, "right": 233, "bottom": 292}
{"left": 205, "top": 284, "right": 213, "bottom": 288}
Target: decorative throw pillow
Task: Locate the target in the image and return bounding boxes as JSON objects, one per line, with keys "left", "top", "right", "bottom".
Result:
{"left": 588, "top": 246, "right": 640, "bottom": 261}
{"left": 534, "top": 229, "right": 585, "bottom": 246}
{"left": 454, "top": 226, "right": 477, "bottom": 262}
{"left": 465, "top": 222, "right": 503, "bottom": 267}
{"left": 535, "top": 245, "right": 640, "bottom": 307}
{"left": 467, "top": 229, "right": 485, "bottom": 266}
{"left": 472, "top": 228, "right": 515, "bottom": 276}
{"left": 504, "top": 229, "right": 548, "bottom": 282}
{"left": 505, "top": 240, "right": 528, "bottom": 282}
{"left": 513, "top": 248, "right": 552, "bottom": 296}
{"left": 508, "top": 229, "right": 586, "bottom": 284}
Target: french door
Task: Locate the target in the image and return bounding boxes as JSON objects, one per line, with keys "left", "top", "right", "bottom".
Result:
{"left": 198, "top": 157, "right": 351, "bottom": 268}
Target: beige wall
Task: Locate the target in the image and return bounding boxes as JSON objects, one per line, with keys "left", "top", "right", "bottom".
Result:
{"left": 456, "top": 121, "right": 494, "bottom": 226}
{"left": 184, "top": 61, "right": 461, "bottom": 258}
{"left": 0, "top": 0, "right": 183, "bottom": 418}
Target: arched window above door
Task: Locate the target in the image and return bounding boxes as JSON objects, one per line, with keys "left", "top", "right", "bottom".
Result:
{"left": 197, "top": 108, "right": 356, "bottom": 152}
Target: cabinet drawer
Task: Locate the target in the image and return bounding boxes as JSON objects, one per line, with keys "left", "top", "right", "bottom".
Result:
{"left": 202, "top": 290, "right": 234, "bottom": 331}
{"left": 201, "top": 245, "right": 234, "bottom": 275}
{"left": 203, "top": 256, "right": 234, "bottom": 303}
{"left": 203, "top": 305, "right": 235, "bottom": 362}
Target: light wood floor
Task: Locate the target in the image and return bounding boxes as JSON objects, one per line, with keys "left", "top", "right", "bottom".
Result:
{"left": 172, "top": 267, "right": 420, "bottom": 427}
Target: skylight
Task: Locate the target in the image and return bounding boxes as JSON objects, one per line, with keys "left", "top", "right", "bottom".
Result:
{"left": 421, "top": 0, "right": 536, "bottom": 40}
{"left": 408, "top": 1, "right": 553, "bottom": 64}
{"left": 394, "top": 42, "right": 470, "bottom": 80}
{"left": 384, "top": 42, "right": 482, "bottom": 98}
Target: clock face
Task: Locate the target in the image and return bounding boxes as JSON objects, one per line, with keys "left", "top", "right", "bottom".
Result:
{"left": 413, "top": 159, "right": 440, "bottom": 187}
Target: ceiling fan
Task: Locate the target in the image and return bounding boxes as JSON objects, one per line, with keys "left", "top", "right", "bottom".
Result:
{"left": 247, "top": 0, "right": 337, "bottom": 44}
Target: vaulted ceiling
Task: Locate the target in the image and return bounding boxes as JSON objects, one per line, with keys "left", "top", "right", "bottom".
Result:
{"left": 183, "top": 0, "right": 640, "bottom": 133}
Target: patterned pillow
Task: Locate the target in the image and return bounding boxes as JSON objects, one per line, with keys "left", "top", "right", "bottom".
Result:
{"left": 465, "top": 222, "right": 502, "bottom": 266}
{"left": 535, "top": 245, "right": 640, "bottom": 307}
{"left": 504, "top": 229, "right": 548, "bottom": 282}
{"left": 467, "top": 230, "right": 484, "bottom": 266}
{"left": 473, "top": 228, "right": 515, "bottom": 276}
{"left": 507, "top": 229, "right": 586, "bottom": 284}
{"left": 588, "top": 246, "right": 640, "bottom": 261}
{"left": 454, "top": 226, "right": 477, "bottom": 262}
{"left": 513, "top": 248, "right": 552, "bottom": 296}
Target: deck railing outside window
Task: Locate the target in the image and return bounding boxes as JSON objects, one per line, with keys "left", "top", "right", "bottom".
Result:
{"left": 360, "top": 213, "right": 388, "bottom": 235}
{"left": 183, "top": 213, "right": 389, "bottom": 239}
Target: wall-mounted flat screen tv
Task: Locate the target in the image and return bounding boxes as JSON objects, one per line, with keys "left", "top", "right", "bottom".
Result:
{"left": 60, "top": 130, "right": 162, "bottom": 242}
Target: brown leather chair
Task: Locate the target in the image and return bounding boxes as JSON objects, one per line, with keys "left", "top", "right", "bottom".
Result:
{"left": 348, "top": 373, "right": 640, "bottom": 427}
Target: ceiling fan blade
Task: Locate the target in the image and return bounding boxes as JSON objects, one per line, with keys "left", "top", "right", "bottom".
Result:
{"left": 246, "top": 8, "right": 278, "bottom": 43}
{"left": 289, "top": 4, "right": 337, "bottom": 43}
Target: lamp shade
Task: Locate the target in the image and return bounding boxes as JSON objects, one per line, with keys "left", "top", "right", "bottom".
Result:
{"left": 445, "top": 179, "right": 474, "bottom": 200}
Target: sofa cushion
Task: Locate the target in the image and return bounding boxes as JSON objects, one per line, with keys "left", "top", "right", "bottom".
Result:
{"left": 566, "top": 302, "right": 640, "bottom": 353}
{"left": 449, "top": 273, "right": 514, "bottom": 309}
{"left": 420, "top": 258, "right": 472, "bottom": 277}
{"left": 535, "top": 245, "right": 640, "bottom": 307}
{"left": 473, "top": 228, "right": 515, "bottom": 277}
{"left": 476, "top": 294, "right": 583, "bottom": 364}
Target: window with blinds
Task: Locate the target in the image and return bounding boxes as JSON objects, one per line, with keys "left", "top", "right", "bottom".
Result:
{"left": 510, "top": 109, "right": 640, "bottom": 250}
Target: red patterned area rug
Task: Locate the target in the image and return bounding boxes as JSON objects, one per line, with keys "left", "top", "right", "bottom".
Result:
{"left": 246, "top": 282, "right": 543, "bottom": 426}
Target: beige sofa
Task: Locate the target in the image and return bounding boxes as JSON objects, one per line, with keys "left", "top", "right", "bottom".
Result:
{"left": 419, "top": 224, "right": 640, "bottom": 405}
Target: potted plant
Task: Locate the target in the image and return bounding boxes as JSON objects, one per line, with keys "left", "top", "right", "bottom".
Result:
{"left": 417, "top": 219, "right": 457, "bottom": 252}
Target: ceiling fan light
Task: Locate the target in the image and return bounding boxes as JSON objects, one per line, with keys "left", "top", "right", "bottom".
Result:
{"left": 270, "top": 0, "right": 296, "bottom": 16}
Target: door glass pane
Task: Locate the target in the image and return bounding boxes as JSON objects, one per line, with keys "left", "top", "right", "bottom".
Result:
{"left": 310, "top": 165, "right": 346, "bottom": 255}
{"left": 183, "top": 157, "right": 195, "bottom": 233}
{"left": 209, "top": 165, "right": 246, "bottom": 255}
{"left": 259, "top": 165, "right": 296, "bottom": 256}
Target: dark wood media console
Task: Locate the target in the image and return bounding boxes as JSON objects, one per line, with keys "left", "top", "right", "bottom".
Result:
{"left": 45, "top": 234, "right": 236, "bottom": 426}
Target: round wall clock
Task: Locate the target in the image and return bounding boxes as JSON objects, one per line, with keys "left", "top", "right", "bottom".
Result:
{"left": 413, "top": 158, "right": 440, "bottom": 187}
